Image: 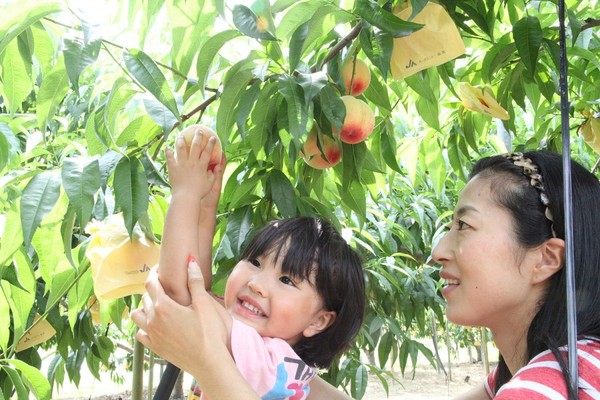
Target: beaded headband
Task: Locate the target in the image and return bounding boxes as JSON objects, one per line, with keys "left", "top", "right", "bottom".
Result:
{"left": 502, "top": 152, "right": 557, "bottom": 238}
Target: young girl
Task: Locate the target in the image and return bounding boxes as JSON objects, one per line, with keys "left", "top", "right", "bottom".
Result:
{"left": 156, "top": 128, "right": 366, "bottom": 399}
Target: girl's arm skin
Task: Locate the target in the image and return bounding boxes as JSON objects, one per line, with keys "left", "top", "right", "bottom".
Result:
{"left": 132, "top": 261, "right": 248, "bottom": 399}
{"left": 196, "top": 153, "right": 225, "bottom": 291}
{"left": 158, "top": 131, "right": 219, "bottom": 305}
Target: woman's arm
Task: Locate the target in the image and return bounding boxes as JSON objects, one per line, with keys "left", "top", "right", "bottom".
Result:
{"left": 308, "top": 377, "right": 352, "bottom": 400}
{"left": 452, "top": 384, "right": 489, "bottom": 400}
{"left": 131, "top": 261, "right": 251, "bottom": 398}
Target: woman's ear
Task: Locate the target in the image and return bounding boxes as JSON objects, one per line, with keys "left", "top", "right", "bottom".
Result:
{"left": 303, "top": 311, "right": 336, "bottom": 338}
{"left": 532, "top": 238, "right": 565, "bottom": 284}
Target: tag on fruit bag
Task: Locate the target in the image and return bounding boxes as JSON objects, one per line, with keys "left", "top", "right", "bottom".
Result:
{"left": 16, "top": 315, "right": 56, "bottom": 352}
{"left": 85, "top": 213, "right": 160, "bottom": 300}
{"left": 390, "top": 2, "right": 465, "bottom": 79}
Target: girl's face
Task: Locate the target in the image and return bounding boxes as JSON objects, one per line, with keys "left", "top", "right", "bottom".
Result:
{"left": 432, "top": 176, "right": 542, "bottom": 333}
{"left": 223, "top": 250, "right": 334, "bottom": 345}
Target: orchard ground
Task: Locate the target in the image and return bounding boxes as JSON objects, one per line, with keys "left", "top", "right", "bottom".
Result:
{"left": 52, "top": 340, "right": 499, "bottom": 399}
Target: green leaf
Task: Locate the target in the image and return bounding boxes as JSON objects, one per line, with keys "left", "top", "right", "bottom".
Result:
{"left": 232, "top": 5, "right": 277, "bottom": 41}
{"left": 104, "top": 78, "right": 138, "bottom": 137}
{"left": 0, "top": 290, "right": 8, "bottom": 352}
{"left": 225, "top": 206, "right": 254, "bottom": 255}
{"left": 113, "top": 157, "right": 149, "bottom": 237}
{"left": 1, "top": 40, "right": 32, "bottom": 115}
{"left": 276, "top": 0, "right": 321, "bottom": 40}
{"left": 422, "top": 134, "right": 446, "bottom": 196}
{"left": 0, "top": 202, "right": 22, "bottom": 267}
{"left": 236, "top": 80, "right": 262, "bottom": 137}
{"left": 351, "top": 363, "right": 368, "bottom": 399}
{"left": 6, "top": 359, "right": 52, "bottom": 400}
{"left": 36, "top": 60, "right": 70, "bottom": 131}
{"left": 196, "top": 30, "right": 241, "bottom": 96}
{"left": 288, "top": 21, "right": 309, "bottom": 72}
{"left": 512, "top": 16, "right": 543, "bottom": 77}
{"left": 0, "top": 0, "right": 63, "bottom": 56}
{"left": 124, "top": 49, "right": 180, "bottom": 121}
{"left": 354, "top": 0, "right": 423, "bottom": 38}
{"left": 216, "top": 68, "right": 254, "bottom": 142}
{"left": 268, "top": 170, "right": 297, "bottom": 218}
{"left": 359, "top": 25, "right": 393, "bottom": 82}
{"left": 3, "top": 250, "right": 35, "bottom": 351}
{"left": 340, "top": 180, "right": 367, "bottom": 225}
{"left": 20, "top": 171, "right": 61, "bottom": 247}
{"left": 117, "top": 115, "right": 162, "bottom": 147}
{"left": 278, "top": 75, "right": 309, "bottom": 142}
{"left": 61, "top": 205, "right": 78, "bottom": 269}
{"left": 415, "top": 96, "right": 440, "bottom": 131}
{"left": 61, "top": 157, "right": 101, "bottom": 226}
{"left": 318, "top": 86, "right": 345, "bottom": 133}
{"left": 63, "top": 35, "right": 101, "bottom": 89}
{"left": 2, "top": 365, "right": 28, "bottom": 400}
{"left": 296, "top": 71, "right": 328, "bottom": 106}
{"left": 143, "top": 95, "right": 178, "bottom": 134}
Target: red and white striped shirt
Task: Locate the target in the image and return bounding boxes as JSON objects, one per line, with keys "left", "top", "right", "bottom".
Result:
{"left": 485, "top": 338, "right": 600, "bottom": 399}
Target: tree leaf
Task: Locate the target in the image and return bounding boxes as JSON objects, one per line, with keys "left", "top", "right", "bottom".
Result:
{"left": 196, "top": 30, "right": 241, "bottom": 96}
{"left": 513, "top": 16, "right": 543, "bottom": 77}
{"left": 359, "top": 25, "right": 393, "bottom": 82}
{"left": 353, "top": 0, "right": 423, "bottom": 38}
{"left": 20, "top": 171, "right": 61, "bottom": 247}
{"left": 267, "top": 170, "right": 297, "bottom": 218}
{"left": 216, "top": 67, "right": 254, "bottom": 142}
{"left": 113, "top": 157, "right": 149, "bottom": 237}
{"left": 0, "top": 0, "right": 63, "bottom": 56}
{"left": 63, "top": 35, "right": 101, "bottom": 89}
{"left": 318, "top": 86, "right": 345, "bottom": 133}
{"left": 232, "top": 5, "right": 277, "bottom": 41}
{"left": 61, "top": 157, "right": 101, "bottom": 226}
{"left": 36, "top": 59, "right": 70, "bottom": 131}
{"left": 2, "top": 365, "right": 29, "bottom": 400}
{"left": 296, "top": 71, "right": 328, "bottom": 106}
{"left": 1, "top": 40, "right": 32, "bottom": 115}
{"left": 6, "top": 359, "right": 52, "bottom": 400}
{"left": 124, "top": 49, "right": 180, "bottom": 121}
{"left": 278, "top": 75, "right": 309, "bottom": 142}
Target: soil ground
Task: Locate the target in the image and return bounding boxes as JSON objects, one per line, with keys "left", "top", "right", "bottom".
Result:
{"left": 53, "top": 358, "right": 493, "bottom": 399}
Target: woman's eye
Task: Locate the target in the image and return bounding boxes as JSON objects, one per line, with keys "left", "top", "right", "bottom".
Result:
{"left": 279, "top": 276, "right": 296, "bottom": 287}
{"left": 457, "top": 220, "right": 469, "bottom": 230}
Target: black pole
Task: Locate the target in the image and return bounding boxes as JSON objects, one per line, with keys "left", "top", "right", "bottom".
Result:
{"left": 557, "top": 0, "right": 579, "bottom": 397}
{"left": 153, "top": 362, "right": 181, "bottom": 400}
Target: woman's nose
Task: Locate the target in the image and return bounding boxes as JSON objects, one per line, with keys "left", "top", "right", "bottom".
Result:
{"left": 431, "top": 233, "right": 451, "bottom": 265}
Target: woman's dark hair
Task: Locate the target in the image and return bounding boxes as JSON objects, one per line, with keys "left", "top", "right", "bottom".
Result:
{"left": 240, "top": 216, "right": 366, "bottom": 368}
{"left": 470, "top": 150, "right": 600, "bottom": 398}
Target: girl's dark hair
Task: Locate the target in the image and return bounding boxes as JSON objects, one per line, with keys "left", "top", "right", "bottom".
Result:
{"left": 470, "top": 150, "right": 600, "bottom": 398}
{"left": 240, "top": 216, "right": 366, "bottom": 368}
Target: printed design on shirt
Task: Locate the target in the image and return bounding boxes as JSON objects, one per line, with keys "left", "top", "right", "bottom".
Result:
{"left": 261, "top": 357, "right": 314, "bottom": 400}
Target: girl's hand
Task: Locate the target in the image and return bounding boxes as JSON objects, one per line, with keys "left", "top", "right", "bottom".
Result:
{"left": 166, "top": 130, "right": 218, "bottom": 201}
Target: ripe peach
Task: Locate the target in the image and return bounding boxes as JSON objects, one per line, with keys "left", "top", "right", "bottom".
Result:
{"left": 341, "top": 58, "right": 371, "bottom": 96}
{"left": 180, "top": 124, "right": 223, "bottom": 171}
{"left": 336, "top": 96, "right": 375, "bottom": 144}
{"left": 301, "top": 127, "right": 342, "bottom": 169}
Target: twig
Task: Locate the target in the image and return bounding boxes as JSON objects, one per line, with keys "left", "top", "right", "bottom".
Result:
{"left": 311, "top": 24, "right": 363, "bottom": 73}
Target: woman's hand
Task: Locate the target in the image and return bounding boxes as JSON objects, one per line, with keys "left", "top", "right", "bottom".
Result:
{"left": 131, "top": 260, "right": 259, "bottom": 399}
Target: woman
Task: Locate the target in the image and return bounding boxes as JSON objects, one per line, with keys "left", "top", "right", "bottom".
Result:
{"left": 132, "top": 150, "right": 600, "bottom": 399}
{"left": 434, "top": 151, "right": 600, "bottom": 399}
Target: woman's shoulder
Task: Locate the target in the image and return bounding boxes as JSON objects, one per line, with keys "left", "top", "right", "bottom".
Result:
{"left": 493, "top": 337, "right": 600, "bottom": 398}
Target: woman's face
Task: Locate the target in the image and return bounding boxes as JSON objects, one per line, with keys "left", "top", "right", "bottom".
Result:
{"left": 432, "top": 175, "right": 541, "bottom": 332}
